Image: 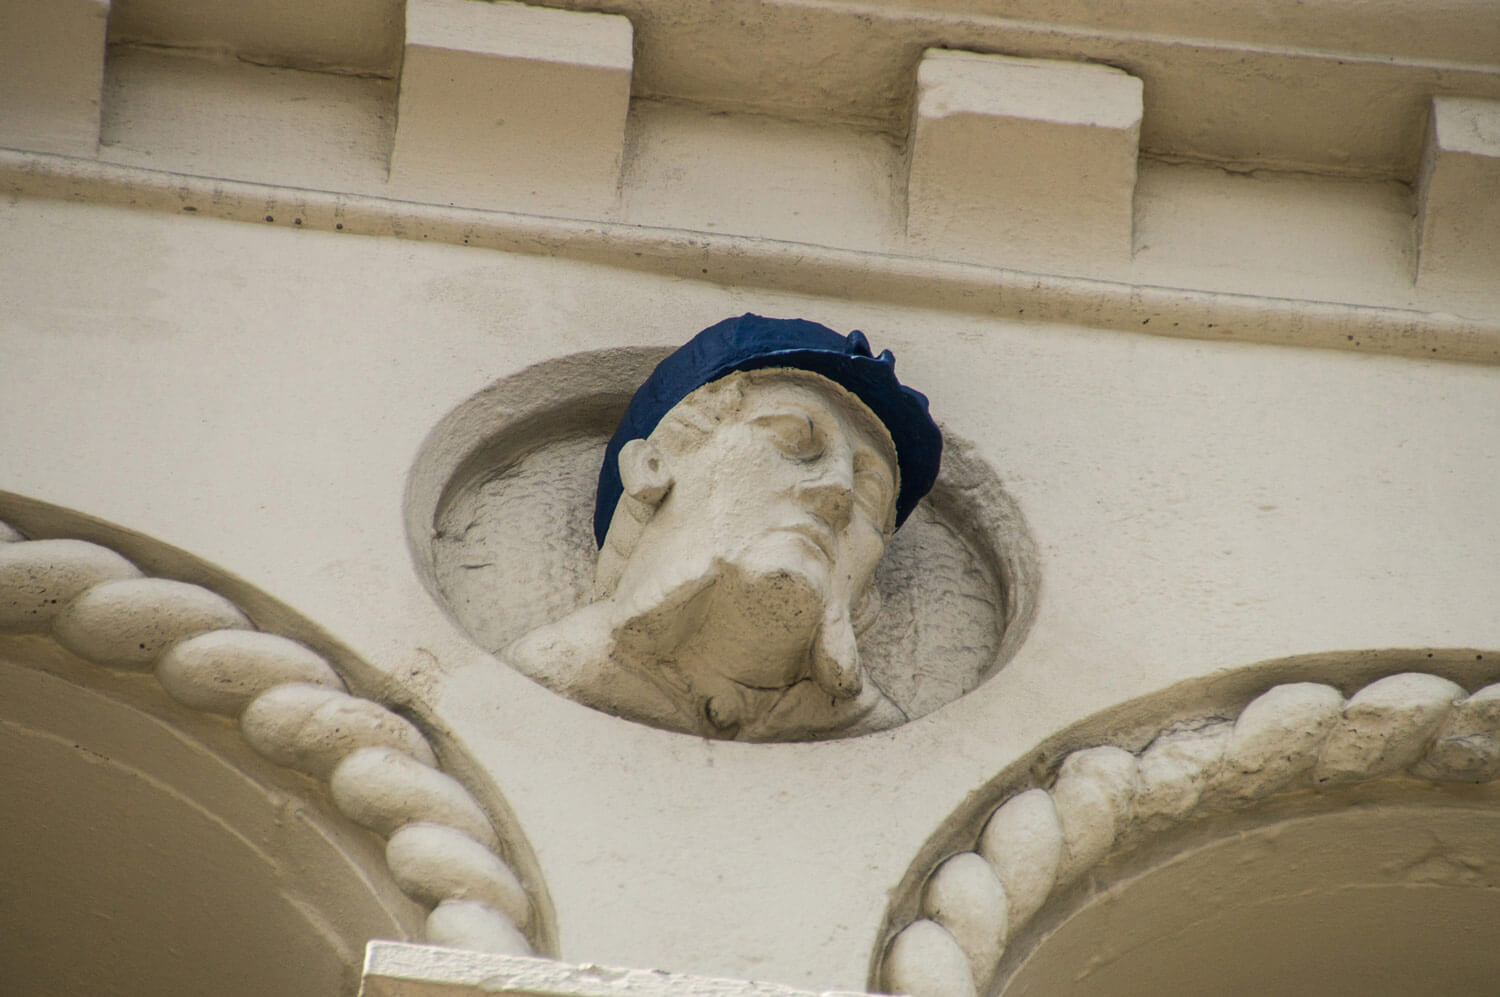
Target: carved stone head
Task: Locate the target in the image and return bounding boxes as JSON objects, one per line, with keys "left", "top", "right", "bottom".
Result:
{"left": 507, "top": 315, "right": 942, "bottom": 740}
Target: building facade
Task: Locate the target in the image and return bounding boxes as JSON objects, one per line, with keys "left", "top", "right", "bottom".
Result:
{"left": 3, "top": 0, "right": 1500, "bottom": 993}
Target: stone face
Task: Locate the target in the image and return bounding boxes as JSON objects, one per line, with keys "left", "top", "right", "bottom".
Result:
{"left": 503, "top": 364, "right": 919, "bottom": 742}
{"left": 906, "top": 50, "right": 1143, "bottom": 271}
{"left": 388, "top": 0, "right": 633, "bottom": 216}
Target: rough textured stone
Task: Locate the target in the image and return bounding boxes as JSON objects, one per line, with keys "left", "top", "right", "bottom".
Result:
{"left": 0, "top": 539, "right": 142, "bottom": 631}
{"left": 1217, "top": 683, "right": 1345, "bottom": 801}
{"left": 330, "top": 747, "right": 498, "bottom": 851}
{"left": 240, "top": 684, "right": 437, "bottom": 779}
{"left": 1413, "top": 683, "right": 1500, "bottom": 782}
{"left": 1052, "top": 746, "right": 1139, "bottom": 883}
{"left": 977, "top": 788, "right": 1062, "bottom": 929}
{"left": 921, "top": 850, "right": 1008, "bottom": 988}
{"left": 424, "top": 900, "right": 532, "bottom": 957}
{"left": 1134, "top": 720, "right": 1232, "bottom": 825}
{"left": 52, "top": 577, "right": 251, "bottom": 668}
{"left": 156, "top": 629, "right": 344, "bottom": 716}
{"left": 387, "top": 822, "right": 530, "bottom": 927}
{"left": 880, "top": 919, "right": 978, "bottom": 997}
{"left": 1313, "top": 673, "right": 1467, "bottom": 784}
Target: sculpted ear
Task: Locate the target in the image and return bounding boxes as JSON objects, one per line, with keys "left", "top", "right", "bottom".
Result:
{"left": 618, "top": 438, "right": 672, "bottom": 507}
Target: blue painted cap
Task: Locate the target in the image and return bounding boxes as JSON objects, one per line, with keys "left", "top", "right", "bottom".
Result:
{"left": 594, "top": 314, "right": 943, "bottom": 547}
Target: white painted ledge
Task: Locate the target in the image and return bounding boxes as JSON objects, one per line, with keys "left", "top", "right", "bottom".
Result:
{"left": 360, "top": 943, "right": 869, "bottom": 997}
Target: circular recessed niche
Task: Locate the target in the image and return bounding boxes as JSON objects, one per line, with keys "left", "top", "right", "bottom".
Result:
{"left": 406, "top": 348, "right": 1038, "bottom": 738}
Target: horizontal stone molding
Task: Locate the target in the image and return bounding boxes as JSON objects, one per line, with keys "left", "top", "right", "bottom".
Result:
{"left": 877, "top": 667, "right": 1500, "bottom": 997}
{"left": 0, "top": 520, "right": 550, "bottom": 959}
{"left": 2, "top": 149, "right": 1497, "bottom": 367}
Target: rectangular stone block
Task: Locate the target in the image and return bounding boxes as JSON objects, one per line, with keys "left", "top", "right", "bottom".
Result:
{"left": 0, "top": 0, "right": 109, "bottom": 157}
{"left": 389, "top": 0, "right": 633, "bottom": 217}
{"left": 906, "top": 50, "right": 1143, "bottom": 271}
{"left": 1416, "top": 96, "right": 1500, "bottom": 290}
{"left": 361, "top": 943, "right": 868, "bottom": 996}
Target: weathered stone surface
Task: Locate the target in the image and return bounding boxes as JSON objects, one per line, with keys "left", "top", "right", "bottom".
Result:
{"left": 1052, "top": 746, "right": 1139, "bottom": 883}
{"left": 503, "top": 363, "right": 920, "bottom": 742}
{"left": 0, "top": 539, "right": 142, "bottom": 631}
{"left": 977, "top": 788, "right": 1062, "bottom": 928}
{"left": 156, "top": 629, "right": 344, "bottom": 715}
{"left": 1413, "top": 683, "right": 1500, "bottom": 782}
{"left": 880, "top": 919, "right": 978, "bottom": 997}
{"left": 240, "top": 684, "right": 437, "bottom": 779}
{"left": 921, "top": 851, "right": 1008, "bottom": 988}
{"left": 1217, "top": 683, "right": 1344, "bottom": 801}
{"left": 424, "top": 900, "right": 532, "bottom": 957}
{"left": 52, "top": 577, "right": 251, "bottom": 668}
{"left": 1313, "top": 673, "right": 1467, "bottom": 784}
{"left": 387, "top": 823, "right": 530, "bottom": 927}
{"left": 330, "top": 746, "right": 498, "bottom": 850}
{"left": 1134, "top": 720, "right": 1232, "bottom": 826}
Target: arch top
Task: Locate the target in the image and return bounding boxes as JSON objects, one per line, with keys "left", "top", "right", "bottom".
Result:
{"left": 0, "top": 494, "right": 558, "bottom": 968}
{"left": 875, "top": 654, "right": 1500, "bottom": 997}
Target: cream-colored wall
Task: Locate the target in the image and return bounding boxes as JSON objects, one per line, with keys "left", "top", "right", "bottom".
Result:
{"left": 5, "top": 0, "right": 1500, "bottom": 991}
{"left": 4, "top": 191, "right": 1499, "bottom": 990}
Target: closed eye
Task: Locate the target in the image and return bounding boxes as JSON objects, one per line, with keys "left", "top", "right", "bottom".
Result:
{"left": 750, "top": 413, "right": 825, "bottom": 461}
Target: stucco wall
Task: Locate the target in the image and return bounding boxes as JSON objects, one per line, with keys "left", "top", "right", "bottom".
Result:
{"left": 5, "top": 188, "right": 1499, "bottom": 990}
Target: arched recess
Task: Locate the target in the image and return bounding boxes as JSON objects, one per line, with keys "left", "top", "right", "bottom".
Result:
{"left": 0, "top": 492, "right": 556, "bottom": 996}
{"left": 873, "top": 650, "right": 1500, "bottom": 997}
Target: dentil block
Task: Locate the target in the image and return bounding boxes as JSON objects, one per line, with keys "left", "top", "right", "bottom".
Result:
{"left": 390, "top": 0, "right": 633, "bottom": 217}
{"left": 1416, "top": 96, "right": 1500, "bottom": 289}
{"left": 0, "top": 0, "right": 109, "bottom": 157}
{"left": 906, "top": 50, "right": 1143, "bottom": 271}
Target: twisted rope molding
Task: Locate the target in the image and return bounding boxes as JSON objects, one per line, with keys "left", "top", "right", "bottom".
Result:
{"left": 0, "top": 523, "right": 539, "bottom": 957}
{"left": 877, "top": 670, "right": 1500, "bottom": 997}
